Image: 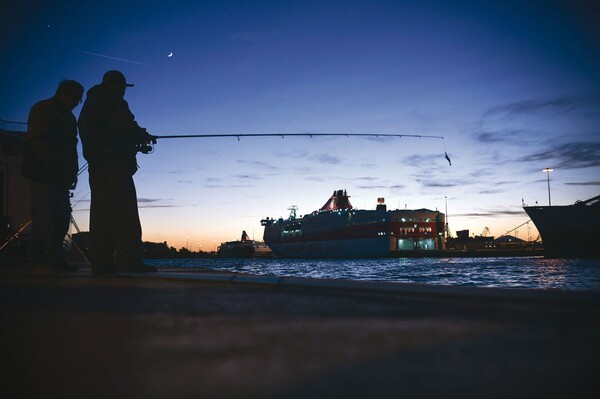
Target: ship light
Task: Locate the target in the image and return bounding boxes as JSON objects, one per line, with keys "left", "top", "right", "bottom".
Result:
{"left": 401, "top": 218, "right": 406, "bottom": 222}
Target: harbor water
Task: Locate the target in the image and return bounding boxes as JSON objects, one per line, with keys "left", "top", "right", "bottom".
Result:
{"left": 146, "top": 257, "right": 600, "bottom": 291}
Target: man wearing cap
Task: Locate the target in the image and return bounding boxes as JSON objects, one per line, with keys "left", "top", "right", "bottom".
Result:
{"left": 22, "top": 79, "right": 84, "bottom": 273}
{"left": 78, "top": 70, "right": 156, "bottom": 275}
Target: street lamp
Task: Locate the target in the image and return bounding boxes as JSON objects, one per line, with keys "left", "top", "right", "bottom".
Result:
{"left": 542, "top": 168, "right": 553, "bottom": 206}
{"left": 444, "top": 196, "right": 448, "bottom": 240}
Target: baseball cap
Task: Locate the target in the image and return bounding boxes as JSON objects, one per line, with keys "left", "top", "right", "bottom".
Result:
{"left": 102, "top": 70, "right": 135, "bottom": 87}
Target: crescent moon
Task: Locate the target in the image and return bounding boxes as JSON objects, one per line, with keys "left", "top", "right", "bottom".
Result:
{"left": 168, "top": 52, "right": 173, "bottom": 57}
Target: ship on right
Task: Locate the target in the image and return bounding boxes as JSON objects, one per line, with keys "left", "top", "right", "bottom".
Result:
{"left": 523, "top": 194, "right": 600, "bottom": 258}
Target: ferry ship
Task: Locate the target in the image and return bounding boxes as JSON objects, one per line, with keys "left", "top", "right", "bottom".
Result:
{"left": 523, "top": 194, "right": 600, "bottom": 258}
{"left": 261, "top": 189, "right": 446, "bottom": 258}
{"left": 218, "top": 231, "right": 272, "bottom": 258}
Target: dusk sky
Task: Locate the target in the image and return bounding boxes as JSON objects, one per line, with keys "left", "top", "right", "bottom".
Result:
{"left": 2, "top": 0, "right": 599, "bottom": 250}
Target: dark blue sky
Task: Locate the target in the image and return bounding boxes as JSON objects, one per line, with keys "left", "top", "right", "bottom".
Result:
{"left": 2, "top": 0, "right": 599, "bottom": 247}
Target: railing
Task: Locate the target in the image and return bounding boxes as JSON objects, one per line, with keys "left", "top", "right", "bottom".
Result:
{"left": 0, "top": 118, "right": 27, "bottom": 132}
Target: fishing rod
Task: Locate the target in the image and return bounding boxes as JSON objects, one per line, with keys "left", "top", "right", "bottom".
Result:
{"left": 147, "top": 132, "right": 451, "bottom": 164}
{"left": 153, "top": 132, "right": 445, "bottom": 140}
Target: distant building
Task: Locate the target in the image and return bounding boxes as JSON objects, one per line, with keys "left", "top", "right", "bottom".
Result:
{"left": 448, "top": 229, "right": 495, "bottom": 251}
{"left": 0, "top": 121, "right": 30, "bottom": 240}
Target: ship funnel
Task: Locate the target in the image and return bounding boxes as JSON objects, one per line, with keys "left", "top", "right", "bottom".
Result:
{"left": 376, "top": 197, "right": 386, "bottom": 212}
{"left": 320, "top": 189, "right": 353, "bottom": 211}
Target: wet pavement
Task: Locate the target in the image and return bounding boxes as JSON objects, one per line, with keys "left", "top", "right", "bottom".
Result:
{"left": 1, "top": 266, "right": 599, "bottom": 398}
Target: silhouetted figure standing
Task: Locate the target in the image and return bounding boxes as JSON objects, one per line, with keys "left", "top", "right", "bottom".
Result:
{"left": 78, "top": 70, "right": 156, "bottom": 275}
{"left": 22, "top": 80, "right": 84, "bottom": 272}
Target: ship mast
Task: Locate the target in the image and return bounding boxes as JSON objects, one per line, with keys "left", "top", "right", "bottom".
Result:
{"left": 288, "top": 205, "right": 298, "bottom": 220}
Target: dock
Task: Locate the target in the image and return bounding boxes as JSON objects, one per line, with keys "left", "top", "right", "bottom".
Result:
{"left": 2, "top": 265, "right": 599, "bottom": 398}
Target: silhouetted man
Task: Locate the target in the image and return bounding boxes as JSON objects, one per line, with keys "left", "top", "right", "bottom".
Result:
{"left": 22, "top": 79, "right": 84, "bottom": 272}
{"left": 78, "top": 70, "right": 156, "bottom": 275}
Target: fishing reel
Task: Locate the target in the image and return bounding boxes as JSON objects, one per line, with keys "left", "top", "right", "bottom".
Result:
{"left": 136, "top": 134, "right": 157, "bottom": 154}
{"left": 136, "top": 142, "right": 154, "bottom": 154}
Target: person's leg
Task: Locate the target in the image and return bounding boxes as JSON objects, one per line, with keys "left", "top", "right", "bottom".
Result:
{"left": 50, "top": 186, "right": 76, "bottom": 270}
{"left": 111, "top": 172, "right": 143, "bottom": 268}
{"left": 28, "top": 180, "right": 51, "bottom": 269}
{"left": 88, "top": 166, "right": 116, "bottom": 274}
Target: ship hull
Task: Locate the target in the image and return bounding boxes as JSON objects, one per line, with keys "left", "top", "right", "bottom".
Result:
{"left": 268, "top": 237, "right": 392, "bottom": 258}
{"left": 524, "top": 197, "right": 600, "bottom": 258}
{"left": 218, "top": 240, "right": 273, "bottom": 258}
{"left": 267, "top": 236, "right": 444, "bottom": 258}
{"left": 218, "top": 243, "right": 255, "bottom": 258}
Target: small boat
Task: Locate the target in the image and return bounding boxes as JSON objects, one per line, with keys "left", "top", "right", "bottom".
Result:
{"left": 217, "top": 231, "right": 272, "bottom": 258}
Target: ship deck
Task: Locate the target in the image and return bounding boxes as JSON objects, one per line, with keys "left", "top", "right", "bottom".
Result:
{"left": 2, "top": 263, "right": 599, "bottom": 398}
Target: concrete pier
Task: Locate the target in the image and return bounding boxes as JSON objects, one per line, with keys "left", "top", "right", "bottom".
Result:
{"left": 1, "top": 266, "right": 599, "bottom": 398}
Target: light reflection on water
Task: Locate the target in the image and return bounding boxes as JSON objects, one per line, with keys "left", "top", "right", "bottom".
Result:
{"left": 146, "top": 257, "right": 600, "bottom": 291}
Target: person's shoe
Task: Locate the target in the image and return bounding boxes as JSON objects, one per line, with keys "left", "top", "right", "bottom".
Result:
{"left": 118, "top": 262, "right": 157, "bottom": 273}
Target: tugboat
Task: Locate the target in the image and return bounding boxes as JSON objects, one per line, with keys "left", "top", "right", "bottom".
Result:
{"left": 261, "top": 189, "right": 446, "bottom": 258}
{"left": 523, "top": 194, "right": 600, "bottom": 258}
{"left": 217, "top": 231, "right": 272, "bottom": 258}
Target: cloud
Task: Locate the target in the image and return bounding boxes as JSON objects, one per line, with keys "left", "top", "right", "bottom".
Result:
{"left": 468, "top": 169, "right": 493, "bottom": 178}
{"left": 202, "top": 174, "right": 260, "bottom": 187}
{"left": 417, "top": 180, "right": 462, "bottom": 188}
{"left": 276, "top": 149, "right": 310, "bottom": 159}
{"left": 315, "top": 153, "right": 342, "bottom": 164}
{"left": 479, "top": 189, "right": 505, "bottom": 194}
{"left": 275, "top": 150, "right": 347, "bottom": 165}
{"left": 516, "top": 141, "right": 600, "bottom": 169}
{"left": 482, "top": 96, "right": 598, "bottom": 120}
{"left": 355, "top": 185, "right": 390, "bottom": 190}
{"left": 453, "top": 209, "right": 526, "bottom": 218}
{"left": 237, "top": 159, "right": 279, "bottom": 170}
{"left": 137, "top": 198, "right": 163, "bottom": 203}
{"left": 474, "top": 128, "right": 544, "bottom": 145}
{"left": 402, "top": 154, "right": 443, "bottom": 164}
{"left": 565, "top": 181, "right": 600, "bottom": 186}
{"left": 233, "top": 174, "right": 260, "bottom": 181}
{"left": 204, "top": 183, "right": 255, "bottom": 189}
{"left": 134, "top": 197, "right": 186, "bottom": 208}
{"left": 474, "top": 95, "right": 600, "bottom": 147}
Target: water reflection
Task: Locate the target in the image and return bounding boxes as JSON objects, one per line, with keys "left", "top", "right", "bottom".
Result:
{"left": 147, "top": 257, "right": 600, "bottom": 291}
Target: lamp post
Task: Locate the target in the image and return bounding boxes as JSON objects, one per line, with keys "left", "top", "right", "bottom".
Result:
{"left": 542, "top": 168, "right": 553, "bottom": 206}
{"left": 444, "top": 196, "right": 448, "bottom": 240}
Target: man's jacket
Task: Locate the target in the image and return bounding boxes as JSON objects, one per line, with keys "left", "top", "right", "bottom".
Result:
{"left": 21, "top": 96, "right": 79, "bottom": 187}
{"left": 78, "top": 84, "right": 148, "bottom": 175}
